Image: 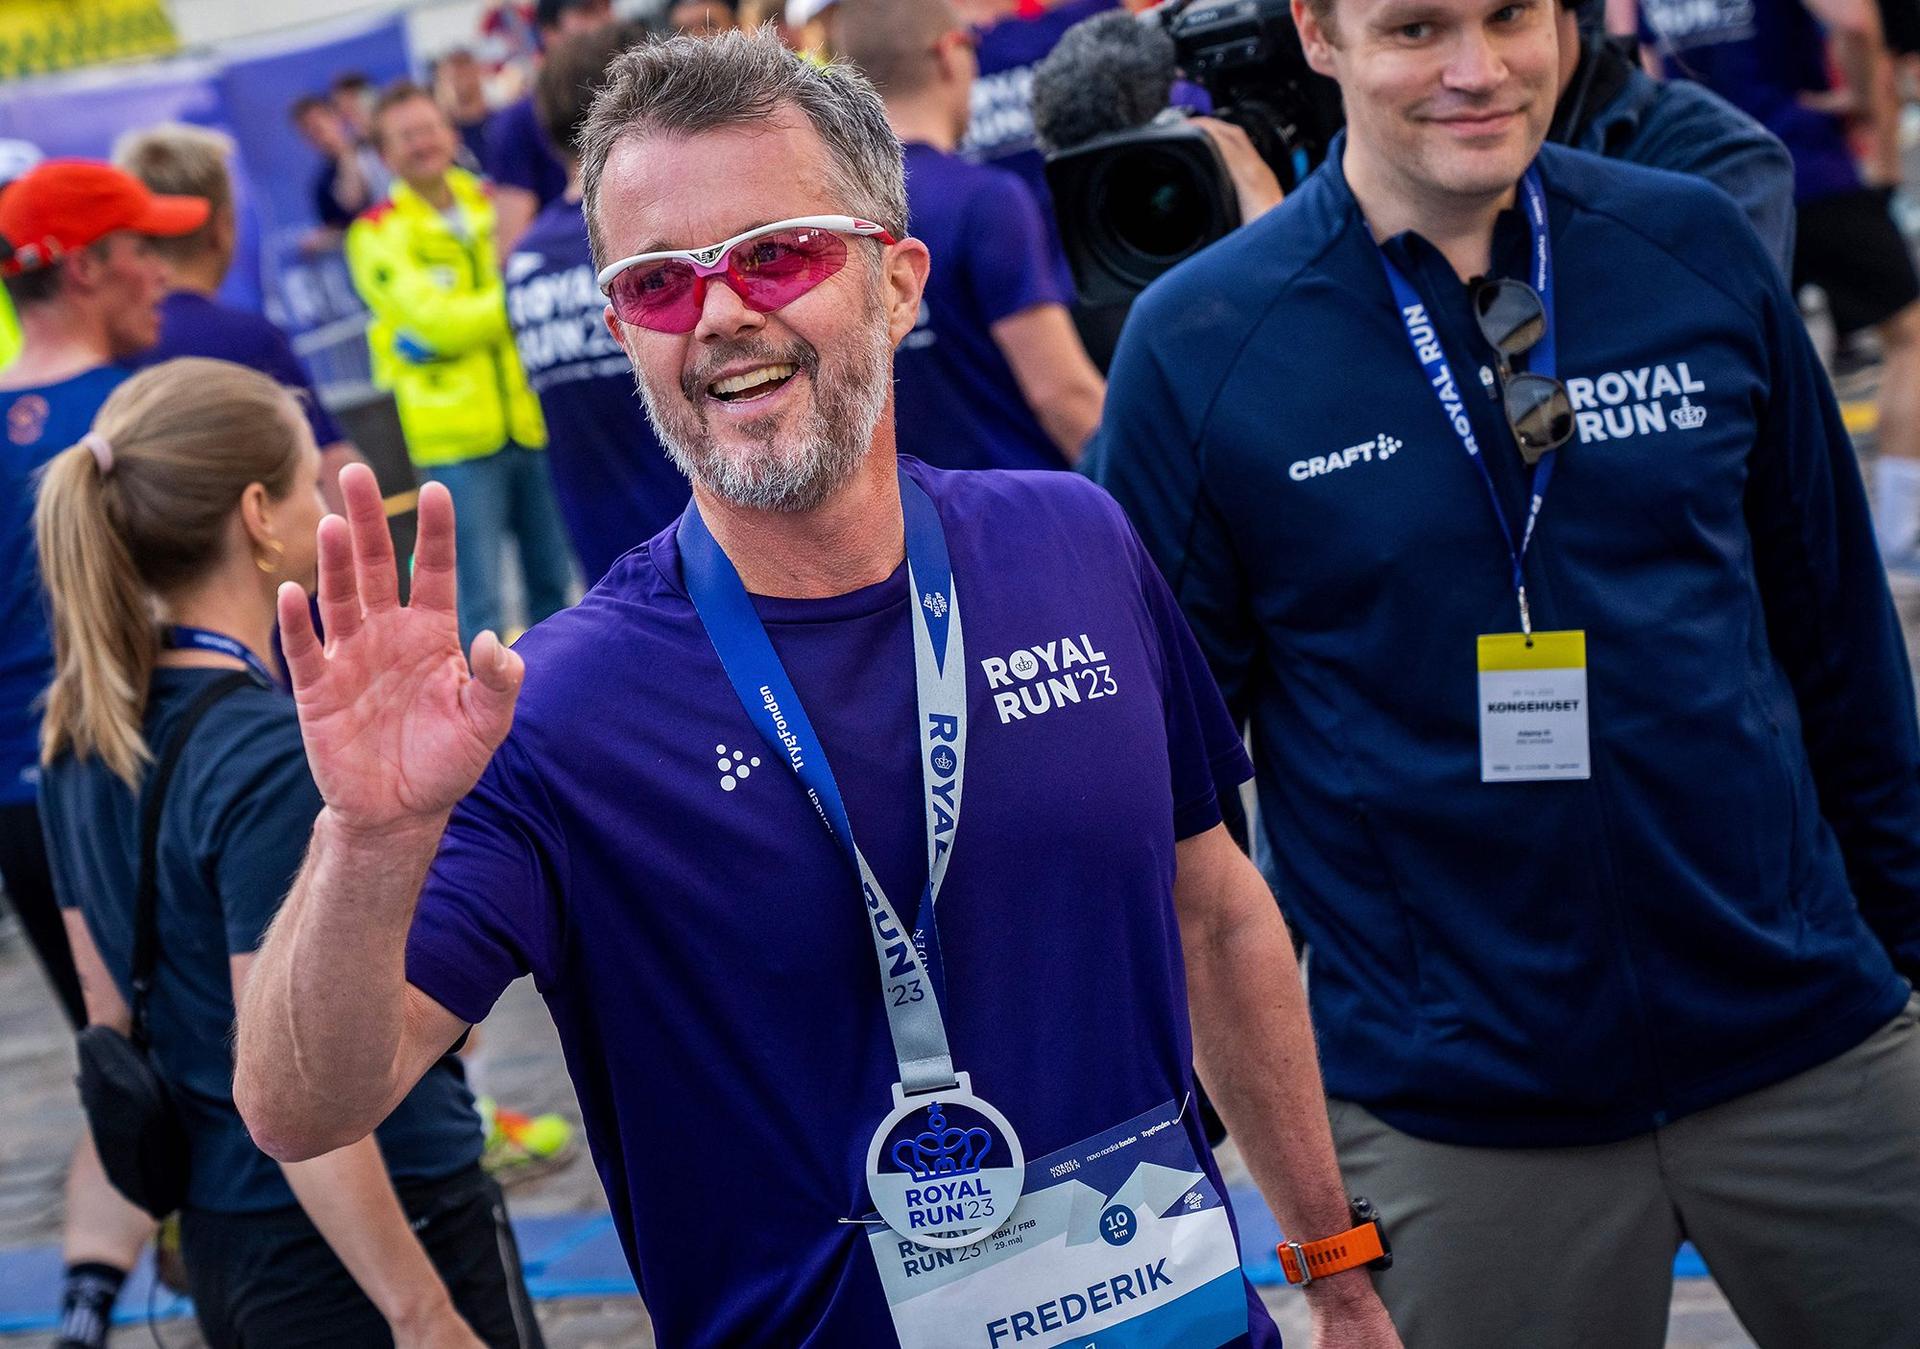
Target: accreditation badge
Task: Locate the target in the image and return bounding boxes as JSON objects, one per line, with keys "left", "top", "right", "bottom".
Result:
{"left": 868, "top": 1097, "right": 1249, "bottom": 1348}
{"left": 1477, "top": 630, "right": 1590, "bottom": 782}
{"left": 867, "top": 1074, "right": 1026, "bottom": 1250}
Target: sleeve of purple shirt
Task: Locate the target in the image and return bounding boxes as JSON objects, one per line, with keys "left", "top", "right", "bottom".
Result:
{"left": 254, "top": 321, "right": 347, "bottom": 447}
{"left": 482, "top": 98, "right": 565, "bottom": 201}
{"left": 963, "top": 166, "right": 1071, "bottom": 325}
{"left": 405, "top": 734, "right": 568, "bottom": 1024}
{"left": 1108, "top": 491, "right": 1252, "bottom": 840}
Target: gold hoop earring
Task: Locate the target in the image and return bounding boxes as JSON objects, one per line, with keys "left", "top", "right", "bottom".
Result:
{"left": 256, "top": 537, "right": 285, "bottom": 575}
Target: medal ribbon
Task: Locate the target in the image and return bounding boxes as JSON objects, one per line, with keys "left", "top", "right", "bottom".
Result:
{"left": 679, "top": 469, "right": 967, "bottom": 1097}
{"left": 1376, "top": 167, "right": 1558, "bottom": 636}
{"left": 163, "top": 625, "right": 279, "bottom": 688}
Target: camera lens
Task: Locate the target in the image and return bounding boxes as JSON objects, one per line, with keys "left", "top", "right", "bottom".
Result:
{"left": 1091, "top": 147, "right": 1218, "bottom": 278}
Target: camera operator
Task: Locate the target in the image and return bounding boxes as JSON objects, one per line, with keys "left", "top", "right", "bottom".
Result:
{"left": 1551, "top": 1, "right": 1794, "bottom": 273}
{"left": 1087, "top": 0, "right": 1920, "bottom": 1343}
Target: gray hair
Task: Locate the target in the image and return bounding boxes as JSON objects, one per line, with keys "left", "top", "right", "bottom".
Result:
{"left": 578, "top": 28, "right": 908, "bottom": 268}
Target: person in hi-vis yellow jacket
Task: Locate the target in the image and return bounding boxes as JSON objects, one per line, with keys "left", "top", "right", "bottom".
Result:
{"left": 347, "top": 81, "right": 571, "bottom": 640}
{"left": 0, "top": 286, "right": 20, "bottom": 372}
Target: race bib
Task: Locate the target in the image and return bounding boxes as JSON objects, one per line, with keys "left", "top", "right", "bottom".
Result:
{"left": 868, "top": 1098, "right": 1249, "bottom": 1348}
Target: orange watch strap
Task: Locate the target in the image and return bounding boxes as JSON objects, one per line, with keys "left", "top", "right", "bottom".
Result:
{"left": 1276, "top": 1221, "right": 1387, "bottom": 1286}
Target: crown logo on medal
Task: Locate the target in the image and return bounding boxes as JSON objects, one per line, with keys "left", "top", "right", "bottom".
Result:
{"left": 922, "top": 592, "right": 948, "bottom": 619}
{"left": 1672, "top": 397, "right": 1706, "bottom": 430}
{"left": 892, "top": 1103, "right": 993, "bottom": 1181}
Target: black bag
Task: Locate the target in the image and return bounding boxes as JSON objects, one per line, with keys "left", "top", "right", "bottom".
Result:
{"left": 75, "top": 673, "right": 253, "bottom": 1220}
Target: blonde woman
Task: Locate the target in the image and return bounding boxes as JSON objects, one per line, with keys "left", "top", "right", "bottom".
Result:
{"left": 34, "top": 358, "right": 540, "bottom": 1349}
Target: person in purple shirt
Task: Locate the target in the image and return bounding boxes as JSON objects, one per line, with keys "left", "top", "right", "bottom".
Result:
{"left": 113, "top": 124, "right": 367, "bottom": 513}
{"left": 506, "top": 21, "right": 686, "bottom": 578}
{"left": 837, "top": 0, "right": 1106, "bottom": 470}
{"left": 487, "top": 0, "right": 616, "bottom": 253}
{"left": 1639, "top": 0, "right": 1920, "bottom": 569}
{"left": 233, "top": 32, "right": 1401, "bottom": 1349}
{"left": 955, "top": 0, "right": 1123, "bottom": 293}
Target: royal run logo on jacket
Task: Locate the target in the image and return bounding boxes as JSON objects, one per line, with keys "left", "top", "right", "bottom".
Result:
{"left": 1566, "top": 360, "right": 1710, "bottom": 444}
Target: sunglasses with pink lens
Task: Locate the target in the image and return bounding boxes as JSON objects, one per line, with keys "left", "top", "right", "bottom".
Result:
{"left": 596, "top": 214, "right": 899, "bottom": 334}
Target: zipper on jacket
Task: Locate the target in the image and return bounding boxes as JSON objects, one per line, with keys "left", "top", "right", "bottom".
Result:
{"left": 1531, "top": 557, "right": 1671, "bottom": 1128}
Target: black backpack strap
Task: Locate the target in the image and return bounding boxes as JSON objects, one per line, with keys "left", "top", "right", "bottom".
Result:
{"left": 129, "top": 671, "right": 257, "bottom": 1050}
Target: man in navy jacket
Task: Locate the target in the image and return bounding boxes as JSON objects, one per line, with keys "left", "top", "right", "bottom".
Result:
{"left": 1088, "top": 0, "right": 1920, "bottom": 1341}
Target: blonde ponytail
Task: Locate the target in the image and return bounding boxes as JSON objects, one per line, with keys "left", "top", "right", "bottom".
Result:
{"left": 35, "top": 443, "right": 156, "bottom": 785}
{"left": 34, "top": 358, "right": 306, "bottom": 787}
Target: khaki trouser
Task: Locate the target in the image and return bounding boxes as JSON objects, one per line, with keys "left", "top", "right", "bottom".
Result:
{"left": 1329, "top": 993, "right": 1920, "bottom": 1349}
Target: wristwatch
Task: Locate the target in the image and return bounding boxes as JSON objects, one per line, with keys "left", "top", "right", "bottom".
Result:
{"left": 1276, "top": 1196, "right": 1393, "bottom": 1287}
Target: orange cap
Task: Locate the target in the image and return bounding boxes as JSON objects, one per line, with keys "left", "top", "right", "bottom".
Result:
{"left": 0, "top": 158, "right": 209, "bottom": 276}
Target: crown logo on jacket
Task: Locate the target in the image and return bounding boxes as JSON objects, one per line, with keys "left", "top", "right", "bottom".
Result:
{"left": 1672, "top": 397, "right": 1706, "bottom": 430}
{"left": 892, "top": 1104, "right": 992, "bottom": 1181}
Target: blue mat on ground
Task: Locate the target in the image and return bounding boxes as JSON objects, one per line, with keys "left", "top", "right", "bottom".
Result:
{"left": 1226, "top": 1186, "right": 1709, "bottom": 1285}
{"left": 0, "top": 1212, "right": 638, "bottom": 1334}
{"left": 0, "top": 1192, "right": 1709, "bottom": 1332}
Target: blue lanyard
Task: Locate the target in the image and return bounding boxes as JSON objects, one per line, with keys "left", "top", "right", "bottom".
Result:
{"left": 677, "top": 470, "right": 968, "bottom": 1096}
{"left": 1377, "top": 167, "right": 1557, "bottom": 636}
{"left": 163, "top": 626, "right": 278, "bottom": 687}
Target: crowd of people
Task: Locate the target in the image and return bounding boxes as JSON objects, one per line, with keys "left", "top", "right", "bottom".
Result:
{"left": 1, "top": 0, "right": 1919, "bottom": 1345}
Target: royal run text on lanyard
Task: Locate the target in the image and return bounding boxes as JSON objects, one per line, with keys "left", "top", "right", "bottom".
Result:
{"left": 1375, "top": 168, "right": 1592, "bottom": 783}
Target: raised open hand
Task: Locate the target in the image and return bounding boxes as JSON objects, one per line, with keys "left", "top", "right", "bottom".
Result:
{"left": 277, "top": 463, "right": 522, "bottom": 834}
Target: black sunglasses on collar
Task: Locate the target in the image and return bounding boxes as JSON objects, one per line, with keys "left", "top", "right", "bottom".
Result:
{"left": 1472, "top": 278, "right": 1574, "bottom": 465}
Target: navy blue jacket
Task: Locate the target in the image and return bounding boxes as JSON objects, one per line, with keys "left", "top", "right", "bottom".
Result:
{"left": 1575, "top": 56, "right": 1796, "bottom": 277}
{"left": 1088, "top": 142, "right": 1919, "bottom": 1147}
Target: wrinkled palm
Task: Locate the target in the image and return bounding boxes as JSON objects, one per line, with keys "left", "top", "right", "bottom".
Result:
{"left": 277, "top": 465, "right": 522, "bottom": 832}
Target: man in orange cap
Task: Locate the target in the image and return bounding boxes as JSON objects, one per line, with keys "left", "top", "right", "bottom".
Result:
{"left": 0, "top": 157, "right": 206, "bottom": 1349}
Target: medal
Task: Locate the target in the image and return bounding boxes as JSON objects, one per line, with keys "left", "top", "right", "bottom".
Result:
{"left": 681, "top": 469, "right": 1020, "bottom": 1249}
{"left": 866, "top": 1074, "right": 1024, "bottom": 1248}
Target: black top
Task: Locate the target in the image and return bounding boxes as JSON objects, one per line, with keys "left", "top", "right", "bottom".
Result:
{"left": 41, "top": 667, "right": 482, "bottom": 1212}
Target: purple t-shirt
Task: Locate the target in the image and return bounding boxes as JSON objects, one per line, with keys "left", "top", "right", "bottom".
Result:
{"left": 456, "top": 113, "right": 493, "bottom": 173}
{"left": 133, "top": 292, "right": 345, "bottom": 449}
{"left": 965, "top": 0, "right": 1122, "bottom": 295}
{"left": 505, "top": 198, "right": 687, "bottom": 581}
{"left": 1643, "top": 0, "right": 1859, "bottom": 202}
{"left": 897, "top": 143, "right": 1071, "bottom": 472}
{"left": 1, "top": 366, "right": 129, "bottom": 806}
{"left": 404, "top": 460, "right": 1275, "bottom": 1347}
{"left": 482, "top": 95, "right": 569, "bottom": 210}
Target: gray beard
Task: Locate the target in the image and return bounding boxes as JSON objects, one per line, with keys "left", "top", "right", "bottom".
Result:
{"left": 634, "top": 308, "right": 892, "bottom": 515}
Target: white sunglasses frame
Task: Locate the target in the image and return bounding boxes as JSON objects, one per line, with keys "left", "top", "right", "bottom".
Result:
{"left": 595, "top": 214, "right": 897, "bottom": 297}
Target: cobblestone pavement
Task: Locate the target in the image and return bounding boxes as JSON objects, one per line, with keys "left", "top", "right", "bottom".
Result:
{"left": 3, "top": 367, "right": 1893, "bottom": 1348}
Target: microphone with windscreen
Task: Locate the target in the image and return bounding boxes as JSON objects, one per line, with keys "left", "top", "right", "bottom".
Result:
{"left": 1031, "top": 11, "right": 1180, "bottom": 154}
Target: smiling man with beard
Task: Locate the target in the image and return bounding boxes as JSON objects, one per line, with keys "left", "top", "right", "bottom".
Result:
{"left": 231, "top": 30, "right": 1398, "bottom": 1349}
